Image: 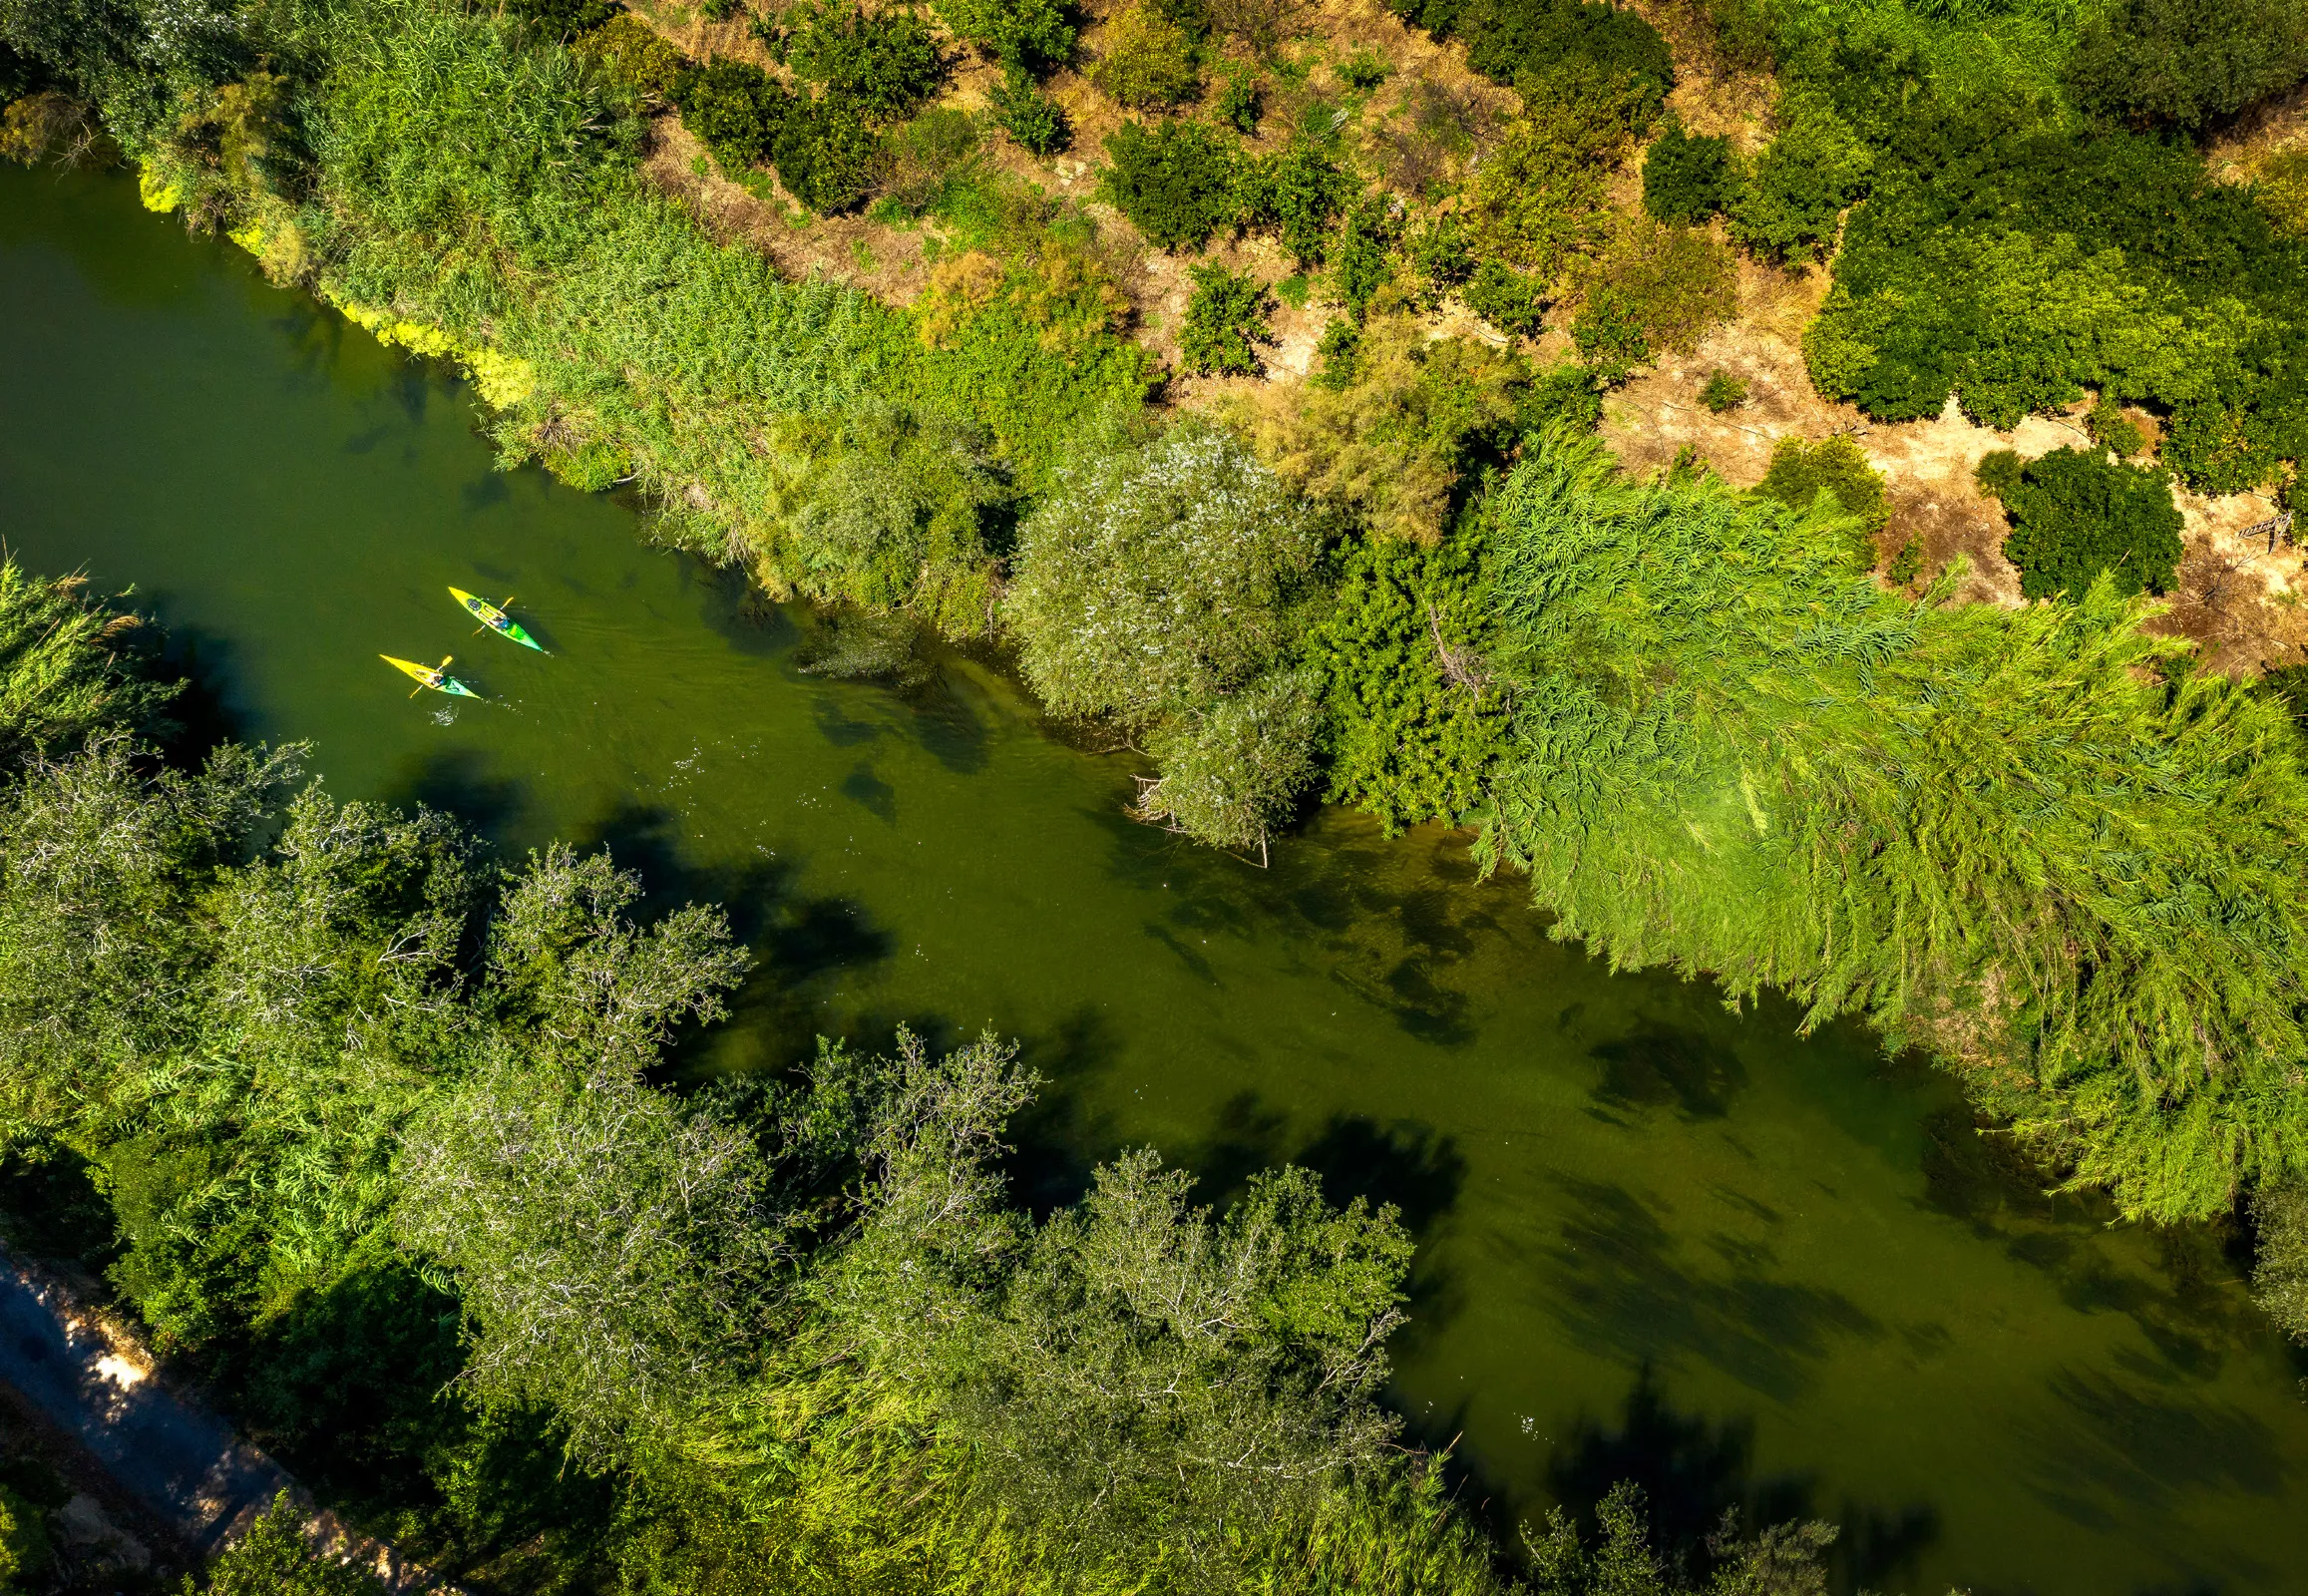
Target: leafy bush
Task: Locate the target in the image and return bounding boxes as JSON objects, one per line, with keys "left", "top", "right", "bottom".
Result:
{"left": 1006, "top": 419, "right": 1327, "bottom": 728}
{"left": 2262, "top": 148, "right": 2308, "bottom": 237}
{"left": 1098, "top": 118, "right": 1241, "bottom": 249}
{"left": 989, "top": 64, "right": 1068, "bottom": 153}
{"left": 1310, "top": 533, "right": 1508, "bottom": 832}
{"left": 1245, "top": 132, "right": 1351, "bottom": 265}
{"left": 785, "top": 0, "right": 947, "bottom": 120}
{"left": 1330, "top": 193, "right": 1399, "bottom": 317}
{"left": 772, "top": 95, "right": 883, "bottom": 212}
{"left": 1139, "top": 672, "right": 1324, "bottom": 850}
{"left": 0, "top": 1484, "right": 53, "bottom": 1592}
{"left": 670, "top": 56, "right": 788, "bottom": 171}
{"left": 1699, "top": 369, "right": 1746, "bottom": 412}
{"left": 1726, "top": 92, "right": 1869, "bottom": 264}
{"left": 1208, "top": 0, "right": 1310, "bottom": 56}
{"left": 1754, "top": 434, "right": 1888, "bottom": 566}
{"left": 571, "top": 15, "right": 688, "bottom": 103}
{"left": 2087, "top": 399, "right": 2143, "bottom": 457}
{"left": 1179, "top": 261, "right": 1275, "bottom": 376}
{"left": 1462, "top": 257, "right": 1546, "bottom": 337}
{"left": 1245, "top": 311, "right": 1526, "bottom": 543}
{"left": 1216, "top": 62, "right": 1261, "bottom": 130}
{"left": 1465, "top": 59, "right": 1638, "bottom": 278}
{"left": 1338, "top": 49, "right": 1390, "bottom": 90}
{"left": 2252, "top": 1180, "right": 2308, "bottom": 1344}
{"left": 1568, "top": 213, "right": 1735, "bottom": 372}
{"left": 1091, "top": 3, "right": 1203, "bottom": 109}
{"left": 1978, "top": 446, "right": 2183, "bottom": 601}
{"left": 1524, "top": 1481, "right": 1835, "bottom": 1595}
{"left": 200, "top": 1494, "right": 383, "bottom": 1595}
{"left": 1641, "top": 120, "right": 1733, "bottom": 224}
{"left": 1407, "top": 212, "right": 1473, "bottom": 301}
{"left": 505, "top": 0, "right": 617, "bottom": 41}
{"left": 881, "top": 105, "right": 978, "bottom": 211}
{"left": 2069, "top": 0, "right": 2308, "bottom": 133}
{"left": 1425, "top": 0, "right": 1674, "bottom": 121}
{"left": 934, "top": 0, "right": 1076, "bottom": 68}
{"left": 0, "top": 562, "right": 172, "bottom": 764}
{"left": 1886, "top": 535, "right": 1923, "bottom": 587}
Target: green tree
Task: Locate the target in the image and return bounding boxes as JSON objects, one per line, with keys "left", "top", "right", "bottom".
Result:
{"left": 1179, "top": 261, "right": 1275, "bottom": 376}
{"left": 1726, "top": 93, "right": 1869, "bottom": 265}
{"left": 193, "top": 1494, "right": 383, "bottom": 1595}
{"left": 784, "top": 0, "right": 946, "bottom": 120}
{"left": 1092, "top": 2, "right": 1203, "bottom": 109}
{"left": 1754, "top": 433, "right": 1888, "bottom": 565}
{"left": 1978, "top": 446, "right": 2183, "bottom": 600}
{"left": 0, "top": 562, "right": 172, "bottom": 765}
{"left": 1099, "top": 118, "right": 1242, "bottom": 249}
{"left": 935, "top": 0, "right": 1076, "bottom": 69}
{"left": 1642, "top": 120, "right": 1733, "bottom": 225}
{"left": 2069, "top": 0, "right": 2308, "bottom": 133}
{"left": 2251, "top": 1180, "right": 2308, "bottom": 1344}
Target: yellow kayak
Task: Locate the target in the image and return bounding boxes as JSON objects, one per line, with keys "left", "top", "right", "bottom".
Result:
{"left": 382, "top": 653, "right": 481, "bottom": 698}
{"left": 450, "top": 588, "right": 547, "bottom": 651}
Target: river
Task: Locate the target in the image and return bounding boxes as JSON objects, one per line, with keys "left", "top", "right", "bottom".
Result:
{"left": 3, "top": 161, "right": 2305, "bottom": 1595}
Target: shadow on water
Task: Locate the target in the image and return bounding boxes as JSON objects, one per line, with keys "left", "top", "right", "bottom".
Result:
{"left": 1543, "top": 1369, "right": 1942, "bottom": 1595}
{"left": 1542, "top": 1175, "right": 1881, "bottom": 1404}
{"left": 145, "top": 617, "right": 245, "bottom": 769}
{"left": 382, "top": 748, "right": 532, "bottom": 853}
{"left": 1587, "top": 1022, "right": 1748, "bottom": 1121}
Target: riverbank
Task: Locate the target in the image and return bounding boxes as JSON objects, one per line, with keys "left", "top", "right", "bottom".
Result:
{"left": 5, "top": 156, "right": 2308, "bottom": 1591}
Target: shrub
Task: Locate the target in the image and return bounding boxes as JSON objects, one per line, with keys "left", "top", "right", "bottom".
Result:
{"left": 1338, "top": 50, "right": 1390, "bottom": 90}
{"left": 2262, "top": 149, "right": 2308, "bottom": 237}
{"left": 670, "top": 57, "right": 789, "bottom": 172}
{"left": 773, "top": 96, "right": 884, "bottom": 212}
{"left": 1568, "top": 214, "right": 1736, "bottom": 369}
{"left": 1244, "top": 133, "right": 1351, "bottom": 265}
{"left": 0, "top": 1484, "right": 53, "bottom": 1592}
{"left": 201, "top": 1494, "right": 383, "bottom": 1594}
{"left": 1979, "top": 446, "right": 2185, "bottom": 601}
{"left": 1091, "top": 4, "right": 1203, "bottom": 110}
{"left": 1208, "top": 0, "right": 1311, "bottom": 56}
{"left": 2069, "top": 0, "right": 2308, "bottom": 133}
{"left": 1462, "top": 257, "right": 1546, "bottom": 337}
{"left": 1244, "top": 311, "right": 1525, "bottom": 543}
{"left": 571, "top": 16, "right": 688, "bottom": 103}
{"left": 1887, "top": 535, "right": 1924, "bottom": 587}
{"left": 1726, "top": 92, "right": 1869, "bottom": 264}
{"left": 505, "top": 0, "right": 616, "bottom": 40}
{"left": 1700, "top": 369, "right": 1746, "bottom": 412}
{"left": 990, "top": 64, "right": 1069, "bottom": 153}
{"left": 1464, "top": 59, "right": 1637, "bottom": 278}
{"left": 1099, "top": 119, "right": 1241, "bottom": 249}
{"left": 1407, "top": 213, "right": 1473, "bottom": 301}
{"left": 1139, "top": 671, "right": 1324, "bottom": 851}
{"left": 1331, "top": 194, "right": 1399, "bottom": 316}
{"left": 1179, "top": 262, "right": 1275, "bottom": 376}
{"left": 882, "top": 106, "right": 979, "bottom": 211}
{"left": 1641, "top": 119, "right": 1733, "bottom": 224}
{"left": 1440, "top": 0, "right": 1673, "bottom": 121}
{"left": 785, "top": 1, "right": 947, "bottom": 120}
{"left": 1755, "top": 434, "right": 1888, "bottom": 565}
{"left": 1310, "top": 535, "right": 1508, "bottom": 832}
{"left": 1216, "top": 63, "right": 1262, "bottom": 131}
{"left": 935, "top": 0, "right": 1077, "bottom": 68}
{"left": 1006, "top": 420, "right": 1327, "bottom": 728}
{"left": 2087, "top": 399, "right": 2144, "bottom": 458}
{"left": 2251, "top": 1181, "right": 2308, "bottom": 1343}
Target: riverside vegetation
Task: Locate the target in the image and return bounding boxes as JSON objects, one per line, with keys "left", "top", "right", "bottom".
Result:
{"left": 2, "top": 0, "right": 2308, "bottom": 1579}
{"left": 0, "top": 565, "right": 1848, "bottom": 1592}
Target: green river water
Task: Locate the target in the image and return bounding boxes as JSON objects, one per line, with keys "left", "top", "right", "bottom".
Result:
{"left": 3, "top": 162, "right": 2305, "bottom": 1594}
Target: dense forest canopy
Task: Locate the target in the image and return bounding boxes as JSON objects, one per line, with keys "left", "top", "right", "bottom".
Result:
{"left": 3, "top": 0, "right": 2308, "bottom": 1577}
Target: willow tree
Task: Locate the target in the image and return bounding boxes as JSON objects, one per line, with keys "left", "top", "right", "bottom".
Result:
{"left": 1479, "top": 435, "right": 2308, "bottom": 1222}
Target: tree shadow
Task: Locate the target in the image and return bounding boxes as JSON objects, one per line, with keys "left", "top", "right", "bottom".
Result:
{"left": 1588, "top": 1022, "right": 1748, "bottom": 1121}
{"left": 1541, "top": 1175, "right": 1882, "bottom": 1404}
{"left": 1002, "top": 1004, "right": 1132, "bottom": 1217}
{"left": 380, "top": 748, "right": 532, "bottom": 854}
{"left": 1543, "top": 1370, "right": 1942, "bottom": 1594}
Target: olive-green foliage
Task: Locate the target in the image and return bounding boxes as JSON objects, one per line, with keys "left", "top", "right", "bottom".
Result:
{"left": 772, "top": 95, "right": 885, "bottom": 213}
{"left": 1568, "top": 214, "right": 1736, "bottom": 376}
{"left": 1462, "top": 257, "right": 1545, "bottom": 337}
{"left": 1092, "top": 2, "right": 1203, "bottom": 109}
{"left": 1139, "top": 671, "right": 1324, "bottom": 849}
{"left": 1481, "top": 435, "right": 2308, "bottom": 1224}
{"left": 571, "top": 15, "right": 688, "bottom": 104}
{"left": 0, "top": 38, "right": 41, "bottom": 101}
{"left": 195, "top": 1493, "right": 384, "bottom": 1595}
{"left": 1247, "top": 133, "right": 1352, "bottom": 266}
{"left": 1641, "top": 120, "right": 1733, "bottom": 225}
{"left": 1524, "top": 1481, "right": 1834, "bottom": 1595}
{"left": 784, "top": 0, "right": 947, "bottom": 121}
{"left": 1465, "top": 57, "right": 1643, "bottom": 281}
{"left": 1099, "top": 117, "right": 1241, "bottom": 248}
{"left": 2251, "top": 1180, "right": 2308, "bottom": 1344}
{"left": 2086, "top": 399, "right": 2143, "bottom": 457}
{"left": 1391, "top": 0, "right": 1672, "bottom": 122}
{"left": 670, "top": 57, "right": 786, "bottom": 172}
{"left": 1699, "top": 369, "right": 1746, "bottom": 412}
{"left": 2261, "top": 148, "right": 2308, "bottom": 237}
{"left": 0, "top": 1483, "right": 53, "bottom": 1591}
{"left": 1977, "top": 446, "right": 2183, "bottom": 600}
{"left": 1886, "top": 535, "right": 1923, "bottom": 588}
{"left": 505, "top": 0, "right": 615, "bottom": 41}
{"left": 1331, "top": 193, "right": 1400, "bottom": 317}
{"left": 935, "top": 0, "right": 1076, "bottom": 69}
{"left": 1725, "top": 92, "right": 1869, "bottom": 265}
{"left": 990, "top": 62, "right": 1069, "bottom": 152}
{"left": 1311, "top": 535, "right": 1508, "bottom": 833}
{"left": 0, "top": 562, "right": 170, "bottom": 766}
{"left": 1007, "top": 419, "right": 1327, "bottom": 728}
{"left": 1753, "top": 434, "right": 1888, "bottom": 566}
{"left": 1245, "top": 310, "right": 1527, "bottom": 544}
{"left": 1777, "top": 10, "right": 2308, "bottom": 492}
{"left": 1180, "top": 261, "right": 1275, "bottom": 376}
{"left": 2068, "top": 0, "right": 2308, "bottom": 133}
{"left": 1216, "top": 62, "right": 1261, "bottom": 131}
